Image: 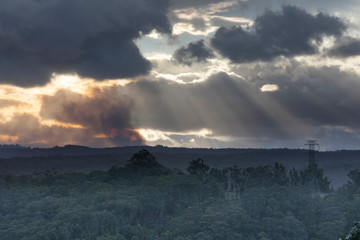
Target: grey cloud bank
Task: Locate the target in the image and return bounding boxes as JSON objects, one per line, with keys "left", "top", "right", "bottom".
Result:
{"left": 211, "top": 6, "right": 345, "bottom": 63}
{"left": 0, "top": 0, "right": 171, "bottom": 86}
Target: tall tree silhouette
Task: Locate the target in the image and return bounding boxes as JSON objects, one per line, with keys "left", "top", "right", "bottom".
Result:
{"left": 125, "top": 149, "right": 168, "bottom": 175}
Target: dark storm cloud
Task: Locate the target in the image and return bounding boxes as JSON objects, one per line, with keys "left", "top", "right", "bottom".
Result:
{"left": 329, "top": 37, "right": 360, "bottom": 57}
{"left": 173, "top": 40, "right": 214, "bottom": 66}
{"left": 125, "top": 63, "right": 360, "bottom": 140}
{"left": 0, "top": 0, "right": 171, "bottom": 87}
{"left": 211, "top": 6, "right": 346, "bottom": 63}
{"left": 40, "top": 88, "right": 144, "bottom": 146}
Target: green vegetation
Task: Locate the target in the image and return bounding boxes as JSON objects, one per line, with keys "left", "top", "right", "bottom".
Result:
{"left": 1, "top": 149, "right": 360, "bottom": 240}
{"left": 341, "top": 221, "right": 360, "bottom": 240}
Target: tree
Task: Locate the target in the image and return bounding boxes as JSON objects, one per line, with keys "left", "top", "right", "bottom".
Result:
{"left": 340, "top": 221, "right": 360, "bottom": 240}
{"left": 273, "top": 162, "right": 289, "bottom": 186}
{"left": 289, "top": 168, "right": 301, "bottom": 187}
{"left": 272, "top": 217, "right": 308, "bottom": 240}
{"left": 348, "top": 169, "right": 360, "bottom": 187}
{"left": 209, "top": 168, "right": 227, "bottom": 190}
{"left": 186, "top": 158, "right": 209, "bottom": 181}
{"left": 343, "top": 169, "right": 360, "bottom": 194}
{"left": 224, "top": 166, "right": 248, "bottom": 195}
{"left": 125, "top": 149, "right": 168, "bottom": 175}
{"left": 300, "top": 163, "right": 330, "bottom": 192}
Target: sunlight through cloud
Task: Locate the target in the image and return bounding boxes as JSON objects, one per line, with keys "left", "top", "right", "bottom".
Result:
{"left": 260, "top": 84, "right": 280, "bottom": 92}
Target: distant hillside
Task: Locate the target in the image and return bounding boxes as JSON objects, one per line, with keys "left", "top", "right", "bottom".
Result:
{"left": 0, "top": 145, "right": 360, "bottom": 187}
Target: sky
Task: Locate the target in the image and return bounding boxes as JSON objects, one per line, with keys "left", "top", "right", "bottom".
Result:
{"left": 0, "top": 0, "right": 360, "bottom": 150}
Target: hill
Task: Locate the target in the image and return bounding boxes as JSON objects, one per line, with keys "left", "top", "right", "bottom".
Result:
{"left": 0, "top": 145, "right": 359, "bottom": 187}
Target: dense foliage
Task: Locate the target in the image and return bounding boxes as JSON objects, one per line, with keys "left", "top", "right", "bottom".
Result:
{"left": 1, "top": 149, "right": 360, "bottom": 240}
{"left": 341, "top": 221, "right": 360, "bottom": 240}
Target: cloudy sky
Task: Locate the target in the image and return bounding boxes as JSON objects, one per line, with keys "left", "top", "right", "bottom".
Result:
{"left": 0, "top": 0, "right": 360, "bottom": 150}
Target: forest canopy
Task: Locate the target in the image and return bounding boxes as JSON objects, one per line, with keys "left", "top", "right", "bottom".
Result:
{"left": 1, "top": 149, "right": 360, "bottom": 240}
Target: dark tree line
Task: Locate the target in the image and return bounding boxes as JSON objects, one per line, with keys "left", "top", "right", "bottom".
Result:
{"left": 187, "top": 157, "right": 331, "bottom": 194}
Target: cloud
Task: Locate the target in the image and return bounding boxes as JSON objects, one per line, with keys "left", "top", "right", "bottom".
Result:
{"left": 0, "top": 99, "right": 29, "bottom": 109}
{"left": 260, "top": 84, "right": 279, "bottom": 92}
{"left": 127, "top": 73, "right": 299, "bottom": 138}
{"left": 2, "top": 59, "right": 360, "bottom": 148}
{"left": 328, "top": 37, "right": 360, "bottom": 57}
{"left": 125, "top": 60, "right": 360, "bottom": 143}
{"left": 211, "top": 6, "right": 346, "bottom": 63}
{"left": 0, "top": 112, "right": 144, "bottom": 147}
{"left": 210, "top": 16, "right": 253, "bottom": 29}
{"left": 40, "top": 87, "right": 144, "bottom": 146}
{"left": 168, "top": 1, "right": 244, "bottom": 36}
{"left": 235, "top": 0, "right": 360, "bottom": 24}
{"left": 170, "top": 0, "right": 233, "bottom": 10}
{"left": 173, "top": 39, "right": 214, "bottom": 65}
{"left": 0, "top": 113, "right": 85, "bottom": 146}
{"left": 191, "top": 18, "right": 207, "bottom": 31}
{"left": 0, "top": 0, "right": 171, "bottom": 87}
{"left": 251, "top": 65, "right": 360, "bottom": 129}
{"left": 0, "top": 84, "right": 145, "bottom": 147}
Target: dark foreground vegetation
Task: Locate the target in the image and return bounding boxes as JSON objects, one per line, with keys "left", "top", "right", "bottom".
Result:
{"left": 1, "top": 149, "right": 360, "bottom": 240}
